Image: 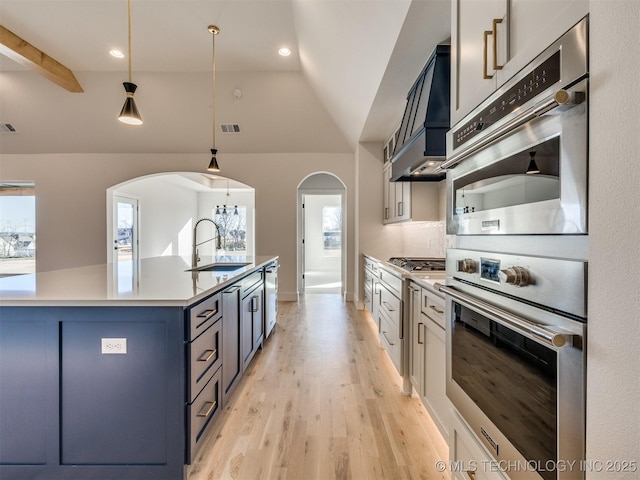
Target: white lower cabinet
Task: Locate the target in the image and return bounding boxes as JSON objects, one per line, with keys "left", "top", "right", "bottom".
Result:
{"left": 423, "top": 313, "right": 448, "bottom": 438}
{"left": 450, "top": 411, "right": 508, "bottom": 480}
{"left": 408, "top": 280, "right": 450, "bottom": 439}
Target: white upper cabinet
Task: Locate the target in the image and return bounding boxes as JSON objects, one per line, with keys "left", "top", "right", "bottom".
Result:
{"left": 498, "top": 0, "right": 589, "bottom": 84}
{"left": 451, "top": 0, "right": 508, "bottom": 126}
{"left": 451, "top": 0, "right": 589, "bottom": 127}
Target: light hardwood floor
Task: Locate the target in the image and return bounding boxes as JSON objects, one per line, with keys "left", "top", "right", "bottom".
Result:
{"left": 187, "top": 294, "right": 450, "bottom": 480}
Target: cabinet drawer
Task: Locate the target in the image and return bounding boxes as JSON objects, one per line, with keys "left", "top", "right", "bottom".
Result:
{"left": 422, "top": 290, "right": 445, "bottom": 329}
{"left": 188, "top": 366, "right": 221, "bottom": 464}
{"left": 189, "top": 293, "right": 221, "bottom": 340}
{"left": 189, "top": 319, "right": 222, "bottom": 401}
{"left": 364, "top": 256, "right": 379, "bottom": 275}
{"left": 379, "top": 268, "right": 402, "bottom": 297}
{"left": 242, "top": 271, "right": 263, "bottom": 296}
{"left": 379, "top": 311, "right": 402, "bottom": 373}
{"left": 451, "top": 411, "right": 508, "bottom": 480}
{"left": 379, "top": 284, "right": 402, "bottom": 337}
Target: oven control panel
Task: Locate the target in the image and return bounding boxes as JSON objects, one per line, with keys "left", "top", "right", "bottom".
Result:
{"left": 453, "top": 51, "right": 561, "bottom": 149}
{"left": 446, "top": 248, "right": 587, "bottom": 319}
{"left": 498, "top": 266, "right": 531, "bottom": 287}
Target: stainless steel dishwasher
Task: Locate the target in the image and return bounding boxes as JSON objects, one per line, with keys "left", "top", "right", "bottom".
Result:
{"left": 264, "top": 261, "right": 279, "bottom": 339}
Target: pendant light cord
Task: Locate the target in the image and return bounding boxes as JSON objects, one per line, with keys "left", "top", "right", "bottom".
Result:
{"left": 211, "top": 28, "right": 217, "bottom": 149}
{"left": 127, "top": 0, "right": 132, "bottom": 83}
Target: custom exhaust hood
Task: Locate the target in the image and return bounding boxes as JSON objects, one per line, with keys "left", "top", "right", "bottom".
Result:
{"left": 390, "top": 44, "right": 450, "bottom": 182}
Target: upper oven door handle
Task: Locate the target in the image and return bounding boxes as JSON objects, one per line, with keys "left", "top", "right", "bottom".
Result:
{"left": 440, "top": 89, "right": 584, "bottom": 172}
{"left": 435, "top": 283, "right": 574, "bottom": 348}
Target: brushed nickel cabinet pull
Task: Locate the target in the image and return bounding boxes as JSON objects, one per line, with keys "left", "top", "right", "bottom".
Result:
{"left": 466, "top": 469, "right": 477, "bottom": 480}
{"left": 382, "top": 331, "right": 395, "bottom": 346}
{"left": 197, "top": 349, "right": 217, "bottom": 362}
{"left": 429, "top": 304, "right": 444, "bottom": 315}
{"left": 197, "top": 400, "right": 217, "bottom": 418}
{"left": 197, "top": 307, "right": 218, "bottom": 321}
{"left": 382, "top": 301, "right": 395, "bottom": 312}
{"left": 251, "top": 296, "right": 260, "bottom": 312}
{"left": 418, "top": 323, "right": 424, "bottom": 345}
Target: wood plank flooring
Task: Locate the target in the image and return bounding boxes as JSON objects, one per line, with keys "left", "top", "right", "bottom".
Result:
{"left": 187, "top": 294, "right": 450, "bottom": 480}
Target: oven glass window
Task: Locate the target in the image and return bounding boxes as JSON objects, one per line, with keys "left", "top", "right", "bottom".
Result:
{"left": 453, "top": 136, "right": 560, "bottom": 216}
{"left": 452, "top": 303, "right": 558, "bottom": 480}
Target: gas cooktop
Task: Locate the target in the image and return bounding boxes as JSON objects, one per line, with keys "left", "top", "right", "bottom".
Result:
{"left": 387, "top": 257, "right": 446, "bottom": 272}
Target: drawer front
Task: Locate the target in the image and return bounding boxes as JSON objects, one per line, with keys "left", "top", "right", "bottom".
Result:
{"left": 242, "top": 271, "right": 263, "bottom": 296}
{"left": 188, "top": 366, "right": 221, "bottom": 464}
{"left": 189, "top": 293, "right": 221, "bottom": 340}
{"left": 379, "top": 284, "right": 402, "bottom": 337}
{"left": 422, "top": 289, "right": 445, "bottom": 329}
{"left": 189, "top": 319, "right": 222, "bottom": 401}
{"left": 451, "top": 411, "right": 508, "bottom": 480}
{"left": 379, "top": 311, "right": 402, "bottom": 373}
{"left": 364, "top": 269, "right": 374, "bottom": 289}
{"left": 364, "top": 256, "right": 379, "bottom": 275}
{"left": 379, "top": 268, "right": 402, "bottom": 297}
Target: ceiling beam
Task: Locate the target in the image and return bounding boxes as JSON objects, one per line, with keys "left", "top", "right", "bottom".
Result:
{"left": 0, "top": 25, "right": 83, "bottom": 93}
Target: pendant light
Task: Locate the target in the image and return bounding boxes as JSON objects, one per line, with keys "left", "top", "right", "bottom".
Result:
{"left": 118, "top": 0, "right": 143, "bottom": 125}
{"left": 207, "top": 25, "right": 221, "bottom": 172}
{"left": 526, "top": 149, "right": 540, "bottom": 174}
{"left": 215, "top": 179, "right": 238, "bottom": 216}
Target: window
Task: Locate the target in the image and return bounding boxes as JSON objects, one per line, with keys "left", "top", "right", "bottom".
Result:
{"left": 322, "top": 206, "right": 341, "bottom": 255}
{"left": 0, "top": 183, "right": 36, "bottom": 275}
{"left": 214, "top": 206, "right": 247, "bottom": 254}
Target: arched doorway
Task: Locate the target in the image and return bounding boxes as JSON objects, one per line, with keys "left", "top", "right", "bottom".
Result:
{"left": 297, "top": 172, "right": 346, "bottom": 296}
{"left": 106, "top": 172, "right": 255, "bottom": 263}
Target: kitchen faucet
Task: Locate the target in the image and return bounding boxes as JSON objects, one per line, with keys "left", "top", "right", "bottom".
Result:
{"left": 192, "top": 218, "right": 222, "bottom": 268}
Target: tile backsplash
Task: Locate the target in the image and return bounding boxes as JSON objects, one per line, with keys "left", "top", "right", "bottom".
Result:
{"left": 400, "top": 221, "right": 446, "bottom": 258}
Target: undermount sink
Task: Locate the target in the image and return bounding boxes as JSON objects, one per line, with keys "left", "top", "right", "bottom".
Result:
{"left": 187, "top": 262, "right": 251, "bottom": 272}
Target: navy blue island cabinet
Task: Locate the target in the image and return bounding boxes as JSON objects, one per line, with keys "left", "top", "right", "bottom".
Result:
{"left": 0, "top": 306, "right": 186, "bottom": 480}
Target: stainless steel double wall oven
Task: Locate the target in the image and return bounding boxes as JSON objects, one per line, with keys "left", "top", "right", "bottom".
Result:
{"left": 439, "top": 17, "right": 589, "bottom": 480}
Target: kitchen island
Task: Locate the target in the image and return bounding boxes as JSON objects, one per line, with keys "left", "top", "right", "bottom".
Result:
{"left": 0, "top": 255, "right": 278, "bottom": 480}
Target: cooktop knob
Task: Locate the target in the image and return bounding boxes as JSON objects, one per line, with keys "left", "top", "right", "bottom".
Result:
{"left": 499, "top": 266, "right": 531, "bottom": 287}
{"left": 457, "top": 258, "right": 477, "bottom": 273}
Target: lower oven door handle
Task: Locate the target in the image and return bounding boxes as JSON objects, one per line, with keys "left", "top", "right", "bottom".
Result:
{"left": 436, "top": 284, "right": 574, "bottom": 348}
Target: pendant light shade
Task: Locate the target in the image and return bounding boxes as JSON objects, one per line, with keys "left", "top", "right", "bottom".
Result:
{"left": 208, "top": 148, "right": 220, "bottom": 172}
{"left": 119, "top": 81, "right": 142, "bottom": 125}
{"left": 526, "top": 150, "right": 540, "bottom": 174}
{"left": 118, "top": 0, "right": 142, "bottom": 125}
{"left": 207, "top": 25, "right": 220, "bottom": 171}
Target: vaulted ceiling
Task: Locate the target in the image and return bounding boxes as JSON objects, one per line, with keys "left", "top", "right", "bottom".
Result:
{"left": 0, "top": 0, "right": 450, "bottom": 155}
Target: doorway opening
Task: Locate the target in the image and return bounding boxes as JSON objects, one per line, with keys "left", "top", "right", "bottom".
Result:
{"left": 297, "top": 173, "right": 346, "bottom": 296}
{"left": 113, "top": 195, "right": 138, "bottom": 263}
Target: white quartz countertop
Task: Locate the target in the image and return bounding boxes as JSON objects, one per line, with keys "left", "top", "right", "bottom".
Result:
{"left": 0, "top": 255, "right": 278, "bottom": 307}
{"left": 365, "top": 253, "right": 447, "bottom": 296}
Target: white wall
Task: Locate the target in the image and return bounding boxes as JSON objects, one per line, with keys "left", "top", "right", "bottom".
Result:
{"left": 116, "top": 176, "right": 198, "bottom": 258}
{"left": 586, "top": 2, "right": 640, "bottom": 475}
{"left": 0, "top": 151, "right": 354, "bottom": 302}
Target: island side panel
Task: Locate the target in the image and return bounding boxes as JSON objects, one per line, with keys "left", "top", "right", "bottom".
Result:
{"left": 0, "top": 306, "right": 186, "bottom": 480}
{"left": 0, "top": 316, "right": 48, "bottom": 465}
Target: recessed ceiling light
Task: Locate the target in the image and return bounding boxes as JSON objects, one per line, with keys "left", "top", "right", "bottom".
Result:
{"left": 278, "top": 47, "right": 291, "bottom": 57}
{"left": 110, "top": 49, "right": 125, "bottom": 59}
